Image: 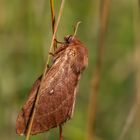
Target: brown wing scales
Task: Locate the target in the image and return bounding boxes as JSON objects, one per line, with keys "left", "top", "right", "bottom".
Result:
{"left": 16, "top": 75, "right": 42, "bottom": 135}
{"left": 29, "top": 59, "right": 79, "bottom": 135}
{"left": 16, "top": 54, "right": 79, "bottom": 135}
{"left": 16, "top": 38, "right": 88, "bottom": 135}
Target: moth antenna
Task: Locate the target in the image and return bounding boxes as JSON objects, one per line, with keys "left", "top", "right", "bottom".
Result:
{"left": 72, "top": 21, "right": 82, "bottom": 40}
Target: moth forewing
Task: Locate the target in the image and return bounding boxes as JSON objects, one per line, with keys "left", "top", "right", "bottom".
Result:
{"left": 16, "top": 36, "right": 88, "bottom": 135}
{"left": 16, "top": 75, "right": 42, "bottom": 135}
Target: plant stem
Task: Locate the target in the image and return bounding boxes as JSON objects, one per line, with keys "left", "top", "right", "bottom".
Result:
{"left": 59, "top": 125, "right": 63, "bottom": 140}
{"left": 50, "top": 0, "right": 57, "bottom": 50}
{"left": 25, "top": 1, "right": 65, "bottom": 140}
{"left": 86, "top": 0, "right": 110, "bottom": 140}
{"left": 50, "top": 0, "right": 55, "bottom": 33}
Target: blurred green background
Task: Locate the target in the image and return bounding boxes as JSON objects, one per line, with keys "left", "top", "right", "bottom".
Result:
{"left": 0, "top": 0, "right": 139, "bottom": 140}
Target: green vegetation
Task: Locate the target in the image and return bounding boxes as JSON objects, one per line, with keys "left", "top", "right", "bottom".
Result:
{"left": 0, "top": 0, "right": 139, "bottom": 140}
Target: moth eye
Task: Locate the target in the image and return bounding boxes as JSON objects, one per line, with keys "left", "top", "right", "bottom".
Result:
{"left": 49, "top": 89, "right": 54, "bottom": 95}
{"left": 68, "top": 36, "right": 73, "bottom": 42}
{"left": 64, "top": 35, "right": 73, "bottom": 43}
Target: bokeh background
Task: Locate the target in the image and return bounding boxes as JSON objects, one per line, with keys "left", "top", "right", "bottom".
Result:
{"left": 0, "top": 0, "right": 139, "bottom": 140}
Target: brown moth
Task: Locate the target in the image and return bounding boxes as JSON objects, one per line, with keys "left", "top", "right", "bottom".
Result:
{"left": 16, "top": 35, "right": 88, "bottom": 135}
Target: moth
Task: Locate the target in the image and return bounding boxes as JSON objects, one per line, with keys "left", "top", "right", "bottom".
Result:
{"left": 16, "top": 35, "right": 88, "bottom": 135}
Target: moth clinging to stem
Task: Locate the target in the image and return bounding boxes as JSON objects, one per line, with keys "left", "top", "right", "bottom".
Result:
{"left": 16, "top": 23, "right": 88, "bottom": 136}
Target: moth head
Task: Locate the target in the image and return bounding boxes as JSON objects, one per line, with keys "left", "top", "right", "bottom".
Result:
{"left": 64, "top": 35, "right": 81, "bottom": 45}
{"left": 64, "top": 21, "right": 82, "bottom": 44}
{"left": 64, "top": 35, "right": 73, "bottom": 43}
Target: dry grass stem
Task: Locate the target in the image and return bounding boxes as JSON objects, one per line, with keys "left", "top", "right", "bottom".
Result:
{"left": 86, "top": 0, "right": 110, "bottom": 140}
{"left": 25, "top": 0, "right": 65, "bottom": 140}
{"left": 50, "top": 0, "right": 55, "bottom": 33}
{"left": 50, "top": 0, "right": 57, "bottom": 50}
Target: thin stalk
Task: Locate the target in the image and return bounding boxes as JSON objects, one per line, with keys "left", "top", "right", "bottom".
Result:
{"left": 86, "top": 0, "right": 110, "bottom": 140}
{"left": 50, "top": 0, "right": 57, "bottom": 50}
{"left": 25, "top": 0, "right": 65, "bottom": 140}
{"left": 59, "top": 125, "right": 63, "bottom": 140}
{"left": 50, "top": 0, "right": 55, "bottom": 33}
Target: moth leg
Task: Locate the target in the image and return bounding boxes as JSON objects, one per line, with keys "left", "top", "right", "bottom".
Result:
{"left": 59, "top": 125, "right": 63, "bottom": 140}
{"left": 49, "top": 52, "right": 55, "bottom": 56}
{"left": 54, "top": 38, "right": 65, "bottom": 44}
{"left": 45, "top": 65, "right": 51, "bottom": 75}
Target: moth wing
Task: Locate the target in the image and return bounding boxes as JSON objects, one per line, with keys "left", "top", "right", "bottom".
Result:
{"left": 16, "top": 75, "right": 42, "bottom": 135}
{"left": 30, "top": 54, "right": 79, "bottom": 135}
